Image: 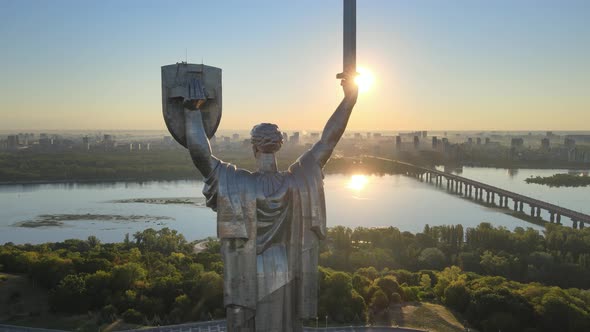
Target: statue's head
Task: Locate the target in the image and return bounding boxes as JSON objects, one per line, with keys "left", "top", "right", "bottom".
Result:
{"left": 250, "top": 123, "right": 283, "bottom": 156}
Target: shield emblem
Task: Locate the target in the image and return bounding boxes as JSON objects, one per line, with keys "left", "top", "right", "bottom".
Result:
{"left": 161, "top": 63, "right": 222, "bottom": 148}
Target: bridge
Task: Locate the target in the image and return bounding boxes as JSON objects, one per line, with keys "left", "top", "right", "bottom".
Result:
{"left": 366, "top": 157, "right": 590, "bottom": 229}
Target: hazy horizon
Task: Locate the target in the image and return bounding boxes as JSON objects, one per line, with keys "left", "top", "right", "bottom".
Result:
{"left": 1, "top": 0, "right": 589, "bottom": 132}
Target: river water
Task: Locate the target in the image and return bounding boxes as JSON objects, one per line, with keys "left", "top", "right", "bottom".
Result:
{"left": 0, "top": 167, "right": 588, "bottom": 244}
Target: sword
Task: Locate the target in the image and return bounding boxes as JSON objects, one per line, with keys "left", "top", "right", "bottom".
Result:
{"left": 336, "top": 0, "right": 356, "bottom": 80}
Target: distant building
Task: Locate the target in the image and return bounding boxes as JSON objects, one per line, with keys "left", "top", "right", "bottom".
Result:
{"left": 467, "top": 138, "right": 473, "bottom": 145}
{"left": 565, "top": 138, "right": 576, "bottom": 148}
{"left": 432, "top": 136, "right": 438, "bottom": 149}
{"left": 289, "top": 132, "right": 300, "bottom": 145}
{"left": 413, "top": 136, "right": 420, "bottom": 149}
{"left": 541, "top": 138, "right": 550, "bottom": 150}
{"left": 485, "top": 138, "right": 491, "bottom": 145}
{"left": 395, "top": 136, "right": 402, "bottom": 149}
{"left": 7, "top": 135, "right": 19, "bottom": 149}
{"left": 232, "top": 134, "right": 240, "bottom": 141}
{"left": 422, "top": 131, "right": 427, "bottom": 138}
{"left": 476, "top": 137, "right": 482, "bottom": 145}
{"left": 282, "top": 132, "right": 289, "bottom": 143}
{"left": 511, "top": 138, "right": 524, "bottom": 148}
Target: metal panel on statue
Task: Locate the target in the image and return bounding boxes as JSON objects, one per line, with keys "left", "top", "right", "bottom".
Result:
{"left": 161, "top": 63, "right": 222, "bottom": 147}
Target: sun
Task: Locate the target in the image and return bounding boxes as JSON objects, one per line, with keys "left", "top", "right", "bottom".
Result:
{"left": 354, "top": 67, "right": 375, "bottom": 93}
{"left": 347, "top": 174, "right": 369, "bottom": 191}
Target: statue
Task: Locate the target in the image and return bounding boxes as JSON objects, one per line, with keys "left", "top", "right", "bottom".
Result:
{"left": 162, "top": 2, "right": 358, "bottom": 329}
{"left": 183, "top": 79, "right": 356, "bottom": 332}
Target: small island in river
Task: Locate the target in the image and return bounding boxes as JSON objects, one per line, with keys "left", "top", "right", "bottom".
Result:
{"left": 525, "top": 173, "right": 590, "bottom": 187}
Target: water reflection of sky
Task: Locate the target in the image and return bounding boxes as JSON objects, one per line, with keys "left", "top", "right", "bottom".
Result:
{"left": 1, "top": 167, "right": 587, "bottom": 244}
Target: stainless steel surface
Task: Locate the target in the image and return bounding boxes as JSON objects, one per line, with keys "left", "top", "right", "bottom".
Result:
{"left": 337, "top": 0, "right": 356, "bottom": 80}
{"left": 176, "top": 80, "right": 356, "bottom": 331}
{"left": 162, "top": 63, "right": 222, "bottom": 147}
{"left": 163, "top": 2, "right": 358, "bottom": 330}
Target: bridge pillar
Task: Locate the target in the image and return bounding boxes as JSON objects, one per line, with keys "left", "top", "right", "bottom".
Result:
{"left": 491, "top": 193, "right": 496, "bottom": 205}
{"left": 530, "top": 205, "right": 535, "bottom": 216}
{"left": 557, "top": 214, "right": 561, "bottom": 224}
{"left": 550, "top": 212, "right": 555, "bottom": 223}
{"left": 504, "top": 196, "right": 509, "bottom": 207}
{"left": 580, "top": 222, "right": 584, "bottom": 229}
{"left": 536, "top": 207, "right": 541, "bottom": 218}
{"left": 513, "top": 200, "right": 518, "bottom": 211}
{"left": 519, "top": 201, "right": 524, "bottom": 212}
{"left": 573, "top": 220, "right": 578, "bottom": 229}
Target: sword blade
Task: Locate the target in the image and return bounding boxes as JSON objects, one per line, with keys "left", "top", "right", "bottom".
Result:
{"left": 342, "top": 0, "right": 356, "bottom": 77}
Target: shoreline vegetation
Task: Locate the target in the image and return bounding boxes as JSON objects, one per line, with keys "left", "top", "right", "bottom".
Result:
{"left": 2, "top": 224, "right": 590, "bottom": 331}
{"left": 525, "top": 173, "right": 590, "bottom": 187}
{"left": 1, "top": 150, "right": 588, "bottom": 186}
{"left": 13, "top": 214, "right": 173, "bottom": 228}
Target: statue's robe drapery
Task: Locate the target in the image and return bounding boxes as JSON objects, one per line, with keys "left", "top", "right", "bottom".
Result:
{"left": 202, "top": 151, "right": 326, "bottom": 331}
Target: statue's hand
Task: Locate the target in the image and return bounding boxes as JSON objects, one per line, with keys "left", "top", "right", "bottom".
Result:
{"left": 184, "top": 99, "right": 207, "bottom": 111}
{"left": 341, "top": 78, "right": 358, "bottom": 102}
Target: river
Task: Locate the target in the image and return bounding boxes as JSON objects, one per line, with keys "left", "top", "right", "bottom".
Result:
{"left": 0, "top": 167, "right": 588, "bottom": 244}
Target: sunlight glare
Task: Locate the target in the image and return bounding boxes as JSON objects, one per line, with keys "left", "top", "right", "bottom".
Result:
{"left": 354, "top": 67, "right": 375, "bottom": 94}
{"left": 347, "top": 174, "right": 369, "bottom": 191}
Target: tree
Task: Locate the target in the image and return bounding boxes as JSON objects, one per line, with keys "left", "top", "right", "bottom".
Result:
{"left": 111, "top": 262, "right": 146, "bottom": 290}
{"left": 49, "top": 274, "right": 88, "bottom": 313}
{"left": 374, "top": 276, "right": 402, "bottom": 303}
{"left": 418, "top": 247, "right": 446, "bottom": 270}
{"left": 370, "top": 289, "right": 388, "bottom": 312}
{"left": 443, "top": 281, "right": 470, "bottom": 311}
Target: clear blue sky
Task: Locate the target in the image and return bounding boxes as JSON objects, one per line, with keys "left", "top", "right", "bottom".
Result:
{"left": 1, "top": 0, "right": 589, "bottom": 131}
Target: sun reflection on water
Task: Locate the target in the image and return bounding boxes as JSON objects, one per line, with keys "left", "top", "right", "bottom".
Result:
{"left": 347, "top": 174, "right": 369, "bottom": 191}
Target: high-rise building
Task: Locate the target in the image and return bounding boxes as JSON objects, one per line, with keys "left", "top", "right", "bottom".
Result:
{"left": 7, "top": 135, "right": 19, "bottom": 149}
{"left": 541, "top": 138, "right": 550, "bottom": 150}
{"left": 290, "top": 132, "right": 300, "bottom": 145}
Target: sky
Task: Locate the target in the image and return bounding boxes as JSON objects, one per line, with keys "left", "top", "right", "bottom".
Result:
{"left": 0, "top": 0, "right": 589, "bottom": 132}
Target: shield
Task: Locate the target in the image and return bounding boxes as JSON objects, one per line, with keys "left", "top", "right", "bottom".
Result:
{"left": 161, "top": 63, "right": 222, "bottom": 148}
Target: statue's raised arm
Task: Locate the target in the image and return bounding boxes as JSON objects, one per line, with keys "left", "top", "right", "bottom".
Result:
{"left": 184, "top": 107, "right": 218, "bottom": 178}
{"left": 310, "top": 78, "right": 358, "bottom": 167}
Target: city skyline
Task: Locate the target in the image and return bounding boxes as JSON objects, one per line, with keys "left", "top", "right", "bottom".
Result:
{"left": 1, "top": 0, "right": 589, "bottom": 131}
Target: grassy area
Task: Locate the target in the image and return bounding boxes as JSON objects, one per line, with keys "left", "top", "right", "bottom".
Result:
{"left": 388, "top": 302, "right": 467, "bottom": 332}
